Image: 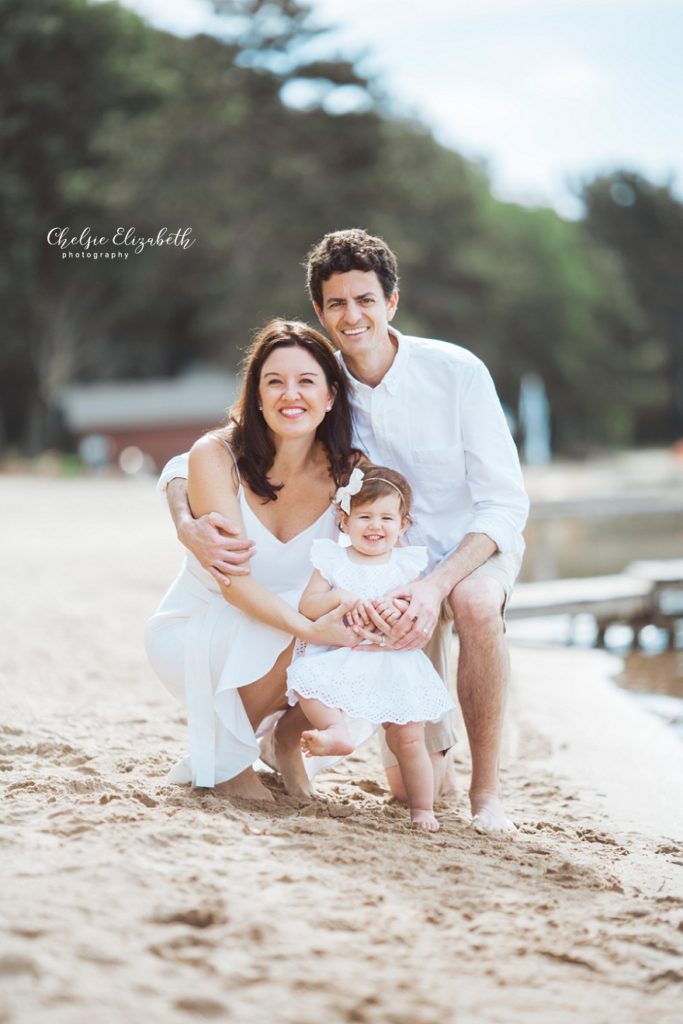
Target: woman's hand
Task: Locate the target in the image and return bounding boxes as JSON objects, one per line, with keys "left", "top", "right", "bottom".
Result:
{"left": 306, "top": 602, "right": 361, "bottom": 648}
{"left": 334, "top": 591, "right": 372, "bottom": 629}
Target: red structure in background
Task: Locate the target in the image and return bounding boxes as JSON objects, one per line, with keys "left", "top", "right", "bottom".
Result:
{"left": 59, "top": 368, "right": 238, "bottom": 472}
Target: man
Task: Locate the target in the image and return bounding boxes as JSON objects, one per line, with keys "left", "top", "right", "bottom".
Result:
{"left": 162, "top": 229, "right": 529, "bottom": 835}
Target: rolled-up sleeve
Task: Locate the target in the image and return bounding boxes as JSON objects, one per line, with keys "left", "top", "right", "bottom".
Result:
{"left": 460, "top": 363, "right": 529, "bottom": 555}
{"left": 156, "top": 452, "right": 190, "bottom": 498}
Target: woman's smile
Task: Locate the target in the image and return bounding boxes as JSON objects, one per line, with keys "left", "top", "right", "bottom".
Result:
{"left": 258, "top": 347, "right": 335, "bottom": 434}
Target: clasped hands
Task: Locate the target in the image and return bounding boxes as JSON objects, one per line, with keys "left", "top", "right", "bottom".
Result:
{"left": 338, "top": 577, "right": 444, "bottom": 652}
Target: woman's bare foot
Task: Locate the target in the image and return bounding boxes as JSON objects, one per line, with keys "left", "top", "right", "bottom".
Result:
{"left": 273, "top": 713, "right": 316, "bottom": 799}
{"left": 410, "top": 807, "right": 440, "bottom": 832}
{"left": 214, "top": 767, "right": 274, "bottom": 802}
{"left": 300, "top": 727, "right": 355, "bottom": 758}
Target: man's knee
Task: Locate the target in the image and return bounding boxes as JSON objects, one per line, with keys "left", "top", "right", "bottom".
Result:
{"left": 448, "top": 577, "right": 505, "bottom": 636}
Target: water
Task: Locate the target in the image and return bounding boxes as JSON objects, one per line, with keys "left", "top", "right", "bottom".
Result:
{"left": 507, "top": 614, "right": 683, "bottom": 744}
{"left": 617, "top": 649, "right": 683, "bottom": 742}
{"left": 521, "top": 511, "right": 683, "bottom": 583}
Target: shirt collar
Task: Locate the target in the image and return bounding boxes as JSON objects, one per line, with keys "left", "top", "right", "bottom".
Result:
{"left": 382, "top": 327, "right": 410, "bottom": 394}
{"left": 338, "top": 327, "right": 410, "bottom": 397}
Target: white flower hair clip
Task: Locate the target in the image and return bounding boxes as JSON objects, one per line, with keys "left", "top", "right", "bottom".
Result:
{"left": 335, "top": 467, "right": 364, "bottom": 514}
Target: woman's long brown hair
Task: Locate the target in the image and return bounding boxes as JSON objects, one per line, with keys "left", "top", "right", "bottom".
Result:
{"left": 216, "top": 319, "right": 357, "bottom": 501}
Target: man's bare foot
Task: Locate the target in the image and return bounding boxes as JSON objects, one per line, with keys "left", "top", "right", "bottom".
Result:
{"left": 410, "top": 808, "right": 440, "bottom": 832}
{"left": 214, "top": 767, "right": 274, "bottom": 802}
{"left": 300, "top": 727, "right": 355, "bottom": 758}
{"left": 470, "top": 790, "right": 516, "bottom": 836}
{"left": 260, "top": 719, "right": 314, "bottom": 799}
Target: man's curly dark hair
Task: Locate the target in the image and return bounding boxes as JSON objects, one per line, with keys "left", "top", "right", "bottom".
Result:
{"left": 305, "top": 228, "right": 399, "bottom": 309}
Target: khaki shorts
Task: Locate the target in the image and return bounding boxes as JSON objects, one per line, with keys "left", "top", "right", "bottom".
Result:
{"left": 379, "top": 550, "right": 522, "bottom": 769}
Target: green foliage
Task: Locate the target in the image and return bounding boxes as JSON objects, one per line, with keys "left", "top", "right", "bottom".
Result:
{"left": 581, "top": 171, "right": 683, "bottom": 440}
{"left": 0, "top": 0, "right": 678, "bottom": 453}
{"left": 0, "top": 0, "right": 166, "bottom": 447}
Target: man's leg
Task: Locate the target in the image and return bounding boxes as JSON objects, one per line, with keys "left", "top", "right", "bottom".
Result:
{"left": 448, "top": 575, "right": 515, "bottom": 835}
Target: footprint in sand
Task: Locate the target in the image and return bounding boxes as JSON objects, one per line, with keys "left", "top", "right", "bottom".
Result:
{"left": 6, "top": 780, "right": 40, "bottom": 794}
{"left": 151, "top": 906, "right": 228, "bottom": 929}
{"left": 648, "top": 968, "right": 683, "bottom": 991}
{"left": 353, "top": 779, "right": 386, "bottom": 797}
{"left": 656, "top": 841, "right": 683, "bottom": 865}
{"left": 576, "top": 828, "right": 619, "bottom": 846}
{"left": 0, "top": 726, "right": 23, "bottom": 737}
{"left": 35, "top": 741, "right": 76, "bottom": 758}
{"left": 0, "top": 954, "right": 41, "bottom": 978}
{"left": 131, "top": 790, "right": 158, "bottom": 808}
{"left": 149, "top": 933, "right": 215, "bottom": 964}
{"left": 174, "top": 998, "right": 226, "bottom": 1017}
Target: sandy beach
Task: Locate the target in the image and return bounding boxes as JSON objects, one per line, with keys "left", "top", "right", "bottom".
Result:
{"left": 2, "top": 475, "right": 683, "bottom": 1024}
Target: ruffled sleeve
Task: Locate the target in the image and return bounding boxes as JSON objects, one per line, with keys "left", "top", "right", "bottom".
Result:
{"left": 393, "top": 545, "right": 429, "bottom": 582}
{"left": 309, "top": 538, "right": 345, "bottom": 585}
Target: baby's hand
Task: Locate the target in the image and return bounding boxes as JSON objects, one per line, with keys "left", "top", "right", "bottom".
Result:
{"left": 372, "top": 596, "right": 410, "bottom": 625}
{"left": 336, "top": 591, "right": 370, "bottom": 629}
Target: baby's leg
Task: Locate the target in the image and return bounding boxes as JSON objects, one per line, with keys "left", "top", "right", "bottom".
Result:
{"left": 296, "top": 695, "right": 355, "bottom": 758}
{"left": 383, "top": 722, "right": 439, "bottom": 832}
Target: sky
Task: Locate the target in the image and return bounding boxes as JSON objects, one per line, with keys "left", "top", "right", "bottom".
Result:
{"left": 115, "top": 0, "right": 683, "bottom": 217}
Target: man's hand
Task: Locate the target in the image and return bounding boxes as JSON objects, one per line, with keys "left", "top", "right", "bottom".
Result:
{"left": 178, "top": 511, "right": 255, "bottom": 587}
{"left": 372, "top": 596, "right": 409, "bottom": 626}
{"left": 359, "top": 578, "right": 444, "bottom": 651}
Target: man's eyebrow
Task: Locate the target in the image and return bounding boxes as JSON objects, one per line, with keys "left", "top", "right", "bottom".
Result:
{"left": 325, "top": 292, "right": 376, "bottom": 304}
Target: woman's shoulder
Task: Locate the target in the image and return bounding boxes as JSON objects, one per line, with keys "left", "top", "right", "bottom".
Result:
{"left": 189, "top": 431, "right": 225, "bottom": 459}
{"left": 188, "top": 432, "right": 239, "bottom": 491}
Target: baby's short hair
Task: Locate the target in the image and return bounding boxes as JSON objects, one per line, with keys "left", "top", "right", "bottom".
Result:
{"left": 345, "top": 464, "right": 412, "bottom": 520}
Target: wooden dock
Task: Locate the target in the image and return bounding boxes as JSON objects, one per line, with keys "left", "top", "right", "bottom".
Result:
{"left": 507, "top": 559, "right": 683, "bottom": 647}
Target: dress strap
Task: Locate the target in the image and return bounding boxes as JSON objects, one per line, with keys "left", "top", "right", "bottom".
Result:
{"left": 220, "top": 438, "right": 242, "bottom": 494}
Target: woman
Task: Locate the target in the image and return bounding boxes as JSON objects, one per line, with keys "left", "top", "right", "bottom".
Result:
{"left": 145, "top": 319, "right": 362, "bottom": 802}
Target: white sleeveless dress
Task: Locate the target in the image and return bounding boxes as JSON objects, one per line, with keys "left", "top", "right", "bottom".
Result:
{"left": 286, "top": 540, "right": 456, "bottom": 724}
{"left": 144, "top": 484, "right": 341, "bottom": 788}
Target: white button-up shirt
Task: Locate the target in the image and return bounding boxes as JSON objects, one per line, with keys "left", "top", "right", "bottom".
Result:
{"left": 158, "top": 327, "right": 529, "bottom": 568}
{"left": 342, "top": 329, "right": 529, "bottom": 566}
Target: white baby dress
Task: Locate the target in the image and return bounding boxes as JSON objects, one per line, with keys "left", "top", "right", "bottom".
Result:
{"left": 286, "top": 539, "right": 456, "bottom": 725}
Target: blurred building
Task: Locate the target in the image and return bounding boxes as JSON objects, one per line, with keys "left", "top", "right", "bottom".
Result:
{"left": 58, "top": 366, "right": 238, "bottom": 471}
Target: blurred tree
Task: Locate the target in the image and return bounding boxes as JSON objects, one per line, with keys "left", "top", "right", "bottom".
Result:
{"left": 349, "top": 124, "right": 653, "bottom": 449}
{"left": 581, "top": 170, "right": 683, "bottom": 441}
{"left": 468, "top": 200, "right": 660, "bottom": 450}
{"left": 88, "top": 1, "right": 386, "bottom": 373}
{"left": 0, "top": 0, "right": 165, "bottom": 450}
{"left": 0, "top": 0, "right": 669, "bottom": 457}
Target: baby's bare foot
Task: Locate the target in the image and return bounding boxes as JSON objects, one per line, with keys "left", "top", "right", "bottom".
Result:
{"left": 410, "top": 808, "right": 440, "bottom": 832}
{"left": 300, "top": 728, "right": 355, "bottom": 758}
